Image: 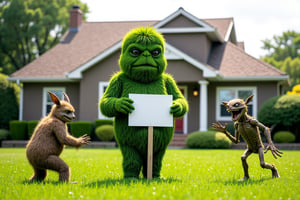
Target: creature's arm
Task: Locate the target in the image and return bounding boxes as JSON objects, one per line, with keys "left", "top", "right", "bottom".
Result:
{"left": 212, "top": 121, "right": 240, "bottom": 144}
{"left": 53, "top": 122, "right": 90, "bottom": 148}
{"left": 100, "top": 73, "right": 134, "bottom": 117}
{"left": 250, "top": 119, "right": 282, "bottom": 159}
{"left": 164, "top": 74, "right": 188, "bottom": 118}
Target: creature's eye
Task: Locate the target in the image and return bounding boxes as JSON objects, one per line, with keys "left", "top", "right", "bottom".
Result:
{"left": 65, "top": 110, "right": 72, "bottom": 114}
{"left": 130, "top": 48, "right": 142, "bottom": 57}
{"left": 151, "top": 49, "right": 161, "bottom": 57}
{"left": 233, "top": 103, "right": 240, "bottom": 107}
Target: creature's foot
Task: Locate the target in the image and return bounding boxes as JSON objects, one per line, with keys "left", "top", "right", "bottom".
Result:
{"left": 238, "top": 176, "right": 249, "bottom": 181}
{"left": 272, "top": 165, "right": 280, "bottom": 178}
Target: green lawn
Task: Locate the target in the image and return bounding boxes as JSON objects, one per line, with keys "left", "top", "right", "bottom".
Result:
{"left": 0, "top": 148, "right": 299, "bottom": 199}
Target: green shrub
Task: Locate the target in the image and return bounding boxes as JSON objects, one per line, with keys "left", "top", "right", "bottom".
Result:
{"left": 273, "top": 131, "right": 296, "bottom": 143}
{"left": 0, "top": 129, "right": 9, "bottom": 140}
{"left": 95, "top": 125, "right": 114, "bottom": 141}
{"left": 186, "top": 130, "right": 231, "bottom": 149}
{"left": 95, "top": 119, "right": 113, "bottom": 128}
{"left": 0, "top": 73, "right": 19, "bottom": 129}
{"left": 27, "top": 120, "right": 39, "bottom": 138}
{"left": 9, "top": 120, "right": 27, "bottom": 140}
{"left": 69, "top": 121, "right": 93, "bottom": 137}
{"left": 258, "top": 94, "right": 300, "bottom": 142}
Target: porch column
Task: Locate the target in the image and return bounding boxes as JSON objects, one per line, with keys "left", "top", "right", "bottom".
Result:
{"left": 199, "top": 80, "right": 208, "bottom": 132}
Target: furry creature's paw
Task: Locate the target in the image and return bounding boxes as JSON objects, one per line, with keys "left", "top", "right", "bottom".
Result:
{"left": 78, "top": 134, "right": 90, "bottom": 147}
{"left": 170, "top": 101, "right": 183, "bottom": 117}
{"left": 115, "top": 97, "right": 135, "bottom": 114}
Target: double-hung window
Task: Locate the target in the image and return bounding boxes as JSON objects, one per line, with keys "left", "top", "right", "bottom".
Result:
{"left": 43, "top": 87, "right": 65, "bottom": 117}
{"left": 216, "top": 87, "right": 257, "bottom": 121}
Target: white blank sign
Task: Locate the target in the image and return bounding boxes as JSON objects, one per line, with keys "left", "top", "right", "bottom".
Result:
{"left": 128, "top": 94, "right": 173, "bottom": 127}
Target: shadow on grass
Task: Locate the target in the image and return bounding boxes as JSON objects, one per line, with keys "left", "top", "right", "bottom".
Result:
{"left": 85, "top": 177, "right": 181, "bottom": 188}
{"left": 22, "top": 179, "right": 76, "bottom": 185}
{"left": 221, "top": 177, "right": 273, "bottom": 186}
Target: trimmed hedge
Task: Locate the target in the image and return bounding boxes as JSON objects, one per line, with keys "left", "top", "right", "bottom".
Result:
{"left": 273, "top": 131, "right": 296, "bottom": 143}
{"left": 9, "top": 120, "right": 27, "bottom": 140}
{"left": 186, "top": 130, "right": 231, "bottom": 149}
{"left": 95, "top": 125, "right": 114, "bottom": 141}
{"left": 0, "top": 129, "right": 9, "bottom": 140}
{"left": 69, "top": 121, "right": 93, "bottom": 137}
{"left": 27, "top": 120, "right": 39, "bottom": 138}
{"left": 95, "top": 119, "right": 113, "bottom": 128}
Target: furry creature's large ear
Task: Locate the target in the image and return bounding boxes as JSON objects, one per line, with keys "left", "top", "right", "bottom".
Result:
{"left": 63, "top": 93, "right": 70, "bottom": 103}
{"left": 48, "top": 91, "right": 61, "bottom": 106}
{"left": 245, "top": 95, "right": 254, "bottom": 105}
{"left": 222, "top": 101, "right": 229, "bottom": 108}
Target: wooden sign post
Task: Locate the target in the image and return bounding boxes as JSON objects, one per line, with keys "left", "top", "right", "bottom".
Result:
{"left": 128, "top": 94, "right": 173, "bottom": 179}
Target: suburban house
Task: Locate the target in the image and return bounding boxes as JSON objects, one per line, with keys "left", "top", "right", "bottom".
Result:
{"left": 8, "top": 7, "right": 289, "bottom": 135}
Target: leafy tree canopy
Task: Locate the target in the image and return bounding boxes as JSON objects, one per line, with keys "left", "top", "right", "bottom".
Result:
{"left": 261, "top": 31, "right": 300, "bottom": 86}
{"left": 0, "top": 0, "right": 88, "bottom": 74}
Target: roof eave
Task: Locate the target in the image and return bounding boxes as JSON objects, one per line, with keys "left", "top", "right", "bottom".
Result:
{"left": 7, "top": 77, "right": 78, "bottom": 83}
{"left": 212, "top": 75, "right": 290, "bottom": 82}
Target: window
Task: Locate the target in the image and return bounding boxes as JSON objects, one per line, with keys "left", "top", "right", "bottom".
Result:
{"left": 216, "top": 87, "right": 257, "bottom": 121}
{"left": 43, "top": 87, "right": 65, "bottom": 117}
{"left": 98, "top": 82, "right": 112, "bottom": 119}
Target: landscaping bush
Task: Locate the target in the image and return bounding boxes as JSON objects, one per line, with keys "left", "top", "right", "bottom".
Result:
{"left": 258, "top": 94, "right": 300, "bottom": 142}
{"left": 9, "top": 120, "right": 27, "bottom": 140}
{"left": 0, "top": 73, "right": 19, "bottom": 129}
{"left": 27, "top": 120, "right": 39, "bottom": 138}
{"left": 69, "top": 121, "right": 93, "bottom": 138}
{"left": 95, "top": 119, "right": 113, "bottom": 128}
{"left": 0, "top": 129, "right": 9, "bottom": 140}
{"left": 186, "top": 130, "right": 231, "bottom": 149}
{"left": 273, "top": 131, "right": 296, "bottom": 143}
{"left": 95, "top": 125, "right": 114, "bottom": 141}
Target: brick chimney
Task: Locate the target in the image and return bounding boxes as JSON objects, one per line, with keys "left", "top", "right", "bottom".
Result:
{"left": 70, "top": 5, "right": 82, "bottom": 32}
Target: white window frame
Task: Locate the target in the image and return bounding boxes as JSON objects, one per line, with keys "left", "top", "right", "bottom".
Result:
{"left": 216, "top": 86, "right": 257, "bottom": 121}
{"left": 42, "top": 87, "right": 65, "bottom": 117}
{"left": 98, "top": 81, "right": 113, "bottom": 119}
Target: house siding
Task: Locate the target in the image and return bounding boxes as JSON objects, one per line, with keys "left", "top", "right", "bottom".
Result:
{"left": 164, "top": 33, "right": 211, "bottom": 63}
{"left": 22, "top": 82, "right": 80, "bottom": 120}
{"left": 79, "top": 52, "right": 121, "bottom": 121}
{"left": 207, "top": 81, "right": 279, "bottom": 127}
{"left": 163, "top": 15, "right": 200, "bottom": 28}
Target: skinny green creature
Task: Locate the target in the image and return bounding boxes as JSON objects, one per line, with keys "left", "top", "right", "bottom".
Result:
{"left": 212, "top": 95, "right": 282, "bottom": 180}
{"left": 100, "top": 27, "right": 188, "bottom": 178}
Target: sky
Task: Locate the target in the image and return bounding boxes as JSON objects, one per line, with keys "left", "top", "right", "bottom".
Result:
{"left": 81, "top": 0, "right": 300, "bottom": 59}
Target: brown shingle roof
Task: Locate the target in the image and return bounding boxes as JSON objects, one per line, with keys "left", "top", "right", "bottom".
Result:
{"left": 11, "top": 21, "right": 157, "bottom": 79}
{"left": 208, "top": 42, "right": 286, "bottom": 77}
{"left": 203, "top": 18, "right": 233, "bottom": 40}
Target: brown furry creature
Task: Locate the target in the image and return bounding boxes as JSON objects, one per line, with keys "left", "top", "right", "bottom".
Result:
{"left": 26, "top": 91, "right": 90, "bottom": 182}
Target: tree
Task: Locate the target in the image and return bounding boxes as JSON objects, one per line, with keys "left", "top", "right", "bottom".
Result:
{"left": 0, "top": 0, "right": 88, "bottom": 74}
{"left": 261, "top": 31, "right": 300, "bottom": 86}
{"left": 0, "top": 73, "right": 19, "bottom": 129}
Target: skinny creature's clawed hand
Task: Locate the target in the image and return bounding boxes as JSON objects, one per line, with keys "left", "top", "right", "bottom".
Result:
{"left": 264, "top": 143, "right": 283, "bottom": 159}
{"left": 212, "top": 121, "right": 227, "bottom": 133}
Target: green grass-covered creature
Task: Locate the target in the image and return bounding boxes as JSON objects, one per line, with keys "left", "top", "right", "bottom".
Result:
{"left": 100, "top": 27, "right": 188, "bottom": 178}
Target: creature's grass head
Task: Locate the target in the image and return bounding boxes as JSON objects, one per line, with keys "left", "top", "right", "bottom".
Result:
{"left": 119, "top": 27, "right": 167, "bottom": 83}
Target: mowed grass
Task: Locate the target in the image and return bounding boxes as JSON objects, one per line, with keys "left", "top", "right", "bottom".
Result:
{"left": 0, "top": 148, "right": 299, "bottom": 200}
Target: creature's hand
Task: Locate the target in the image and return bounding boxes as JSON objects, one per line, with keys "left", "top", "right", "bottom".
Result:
{"left": 264, "top": 143, "right": 283, "bottom": 159}
{"left": 170, "top": 101, "right": 183, "bottom": 117}
{"left": 115, "top": 97, "right": 134, "bottom": 114}
{"left": 212, "top": 121, "right": 227, "bottom": 133}
{"left": 77, "top": 134, "right": 90, "bottom": 147}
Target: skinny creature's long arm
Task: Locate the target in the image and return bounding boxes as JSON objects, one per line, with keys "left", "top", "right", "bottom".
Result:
{"left": 249, "top": 119, "right": 283, "bottom": 159}
{"left": 212, "top": 121, "right": 240, "bottom": 144}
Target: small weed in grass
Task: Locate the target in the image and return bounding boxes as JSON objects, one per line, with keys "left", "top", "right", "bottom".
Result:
{"left": 0, "top": 148, "right": 299, "bottom": 199}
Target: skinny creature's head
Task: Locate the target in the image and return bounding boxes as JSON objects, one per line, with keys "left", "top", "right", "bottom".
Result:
{"left": 119, "top": 27, "right": 167, "bottom": 83}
